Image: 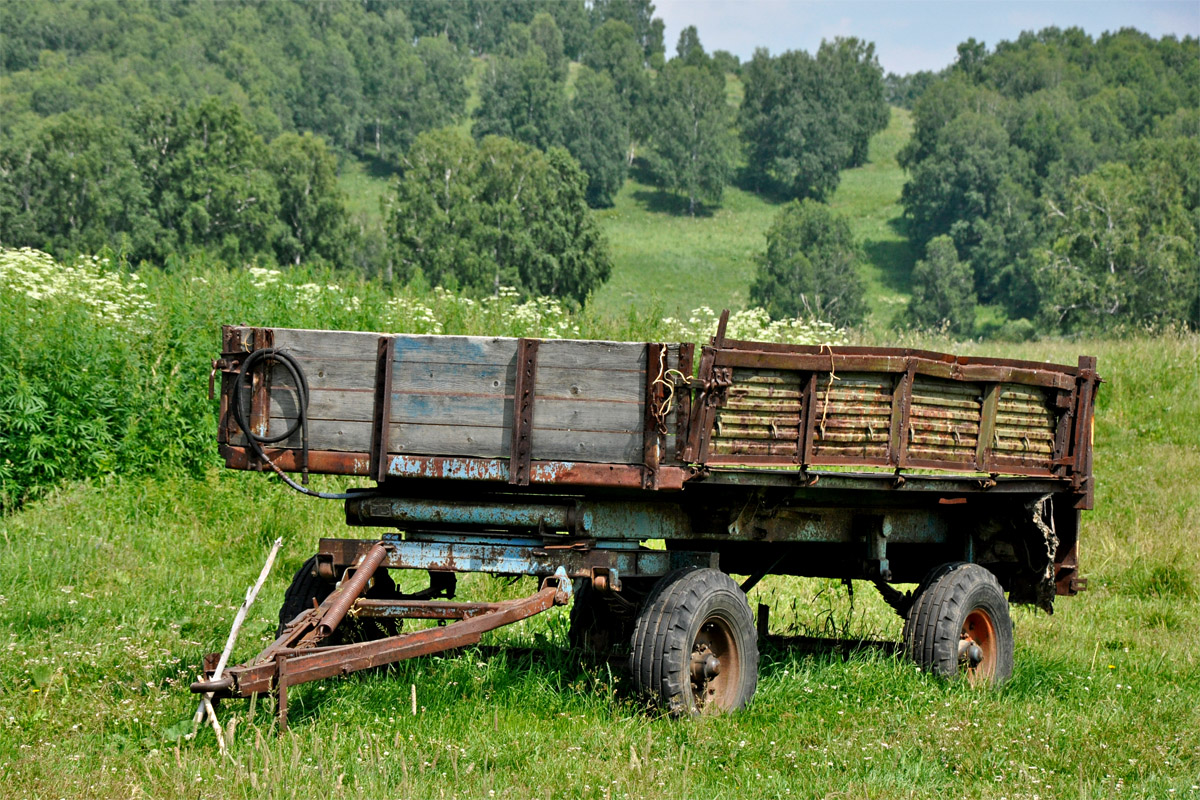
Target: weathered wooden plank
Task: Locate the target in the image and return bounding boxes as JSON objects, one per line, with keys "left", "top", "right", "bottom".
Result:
{"left": 812, "top": 403, "right": 893, "bottom": 418}
{"left": 392, "top": 336, "right": 649, "bottom": 370}
{"left": 909, "top": 406, "right": 981, "bottom": 423}
{"left": 258, "top": 351, "right": 651, "bottom": 403}
{"left": 710, "top": 440, "right": 798, "bottom": 456}
{"left": 393, "top": 336, "right": 518, "bottom": 366}
{"left": 394, "top": 424, "right": 662, "bottom": 463}
{"left": 724, "top": 399, "right": 804, "bottom": 413}
{"left": 248, "top": 386, "right": 376, "bottom": 420}
{"left": 393, "top": 362, "right": 646, "bottom": 403}
{"left": 394, "top": 395, "right": 644, "bottom": 432}
{"left": 264, "top": 359, "right": 377, "bottom": 391}
{"left": 538, "top": 339, "right": 649, "bottom": 370}
{"left": 713, "top": 424, "right": 802, "bottom": 440}
{"left": 270, "top": 328, "right": 387, "bottom": 361}
{"left": 230, "top": 418, "right": 666, "bottom": 464}
{"left": 249, "top": 390, "right": 647, "bottom": 432}
{"left": 262, "top": 326, "right": 655, "bottom": 367}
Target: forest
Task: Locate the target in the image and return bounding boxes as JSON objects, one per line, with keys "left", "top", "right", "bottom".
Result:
{"left": 1, "top": 0, "right": 1197, "bottom": 333}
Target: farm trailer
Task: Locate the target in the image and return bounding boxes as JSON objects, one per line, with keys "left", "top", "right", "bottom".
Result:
{"left": 192, "top": 313, "right": 1099, "bottom": 722}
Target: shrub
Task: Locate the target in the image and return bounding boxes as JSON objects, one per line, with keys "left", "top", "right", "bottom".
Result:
{"left": 907, "top": 235, "right": 977, "bottom": 334}
{"left": 749, "top": 200, "right": 868, "bottom": 327}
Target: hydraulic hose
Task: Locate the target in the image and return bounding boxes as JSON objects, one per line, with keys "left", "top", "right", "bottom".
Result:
{"left": 231, "top": 348, "right": 372, "bottom": 500}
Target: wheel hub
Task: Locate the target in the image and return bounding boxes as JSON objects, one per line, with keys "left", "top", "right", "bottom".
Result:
{"left": 958, "top": 638, "right": 984, "bottom": 666}
{"left": 691, "top": 652, "right": 721, "bottom": 682}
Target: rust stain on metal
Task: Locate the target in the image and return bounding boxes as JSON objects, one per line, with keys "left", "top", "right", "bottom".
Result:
{"left": 219, "top": 447, "right": 687, "bottom": 490}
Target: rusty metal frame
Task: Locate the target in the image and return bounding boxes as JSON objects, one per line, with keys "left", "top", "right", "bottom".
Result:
{"left": 888, "top": 360, "right": 915, "bottom": 469}
{"left": 317, "top": 536, "right": 720, "bottom": 579}
{"left": 711, "top": 347, "right": 1077, "bottom": 391}
{"left": 509, "top": 338, "right": 540, "bottom": 486}
{"left": 1069, "top": 356, "right": 1099, "bottom": 509}
{"left": 219, "top": 446, "right": 689, "bottom": 490}
{"left": 194, "top": 569, "right": 573, "bottom": 730}
{"left": 684, "top": 337, "right": 1098, "bottom": 486}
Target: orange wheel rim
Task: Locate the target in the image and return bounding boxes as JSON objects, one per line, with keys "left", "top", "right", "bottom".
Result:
{"left": 960, "top": 607, "right": 997, "bottom": 686}
{"left": 690, "top": 615, "right": 740, "bottom": 713}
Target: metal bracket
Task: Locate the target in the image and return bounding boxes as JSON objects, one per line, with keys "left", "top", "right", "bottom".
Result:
{"left": 861, "top": 517, "right": 891, "bottom": 582}
{"left": 509, "top": 338, "right": 540, "bottom": 486}
{"left": 590, "top": 567, "right": 622, "bottom": 593}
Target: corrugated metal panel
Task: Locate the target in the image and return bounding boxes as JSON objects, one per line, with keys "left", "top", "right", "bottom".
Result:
{"left": 908, "top": 376, "right": 981, "bottom": 464}
{"left": 811, "top": 372, "right": 892, "bottom": 460}
{"left": 992, "top": 384, "right": 1056, "bottom": 466}
{"left": 710, "top": 369, "right": 802, "bottom": 457}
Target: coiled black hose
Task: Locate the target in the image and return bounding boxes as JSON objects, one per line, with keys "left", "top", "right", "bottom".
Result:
{"left": 231, "top": 348, "right": 371, "bottom": 500}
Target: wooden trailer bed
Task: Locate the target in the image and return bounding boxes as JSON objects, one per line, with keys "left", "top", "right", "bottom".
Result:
{"left": 215, "top": 322, "right": 1097, "bottom": 506}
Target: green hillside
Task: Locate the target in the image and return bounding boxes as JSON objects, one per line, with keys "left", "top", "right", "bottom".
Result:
{"left": 589, "top": 107, "right": 915, "bottom": 324}
{"left": 343, "top": 105, "right": 919, "bottom": 328}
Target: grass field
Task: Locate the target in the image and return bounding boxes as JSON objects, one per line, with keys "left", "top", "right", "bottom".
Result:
{"left": 6, "top": 70, "right": 1197, "bottom": 800}
{"left": 2, "top": 332, "right": 1197, "bottom": 799}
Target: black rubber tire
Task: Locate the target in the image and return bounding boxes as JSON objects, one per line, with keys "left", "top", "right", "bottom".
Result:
{"left": 630, "top": 568, "right": 759, "bottom": 716}
{"left": 902, "top": 562, "right": 1014, "bottom": 685}
{"left": 276, "top": 558, "right": 399, "bottom": 641}
{"left": 277, "top": 556, "right": 332, "bottom": 636}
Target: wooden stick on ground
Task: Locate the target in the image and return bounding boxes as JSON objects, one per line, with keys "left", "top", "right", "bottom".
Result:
{"left": 192, "top": 537, "right": 285, "bottom": 749}
{"left": 200, "top": 694, "right": 226, "bottom": 753}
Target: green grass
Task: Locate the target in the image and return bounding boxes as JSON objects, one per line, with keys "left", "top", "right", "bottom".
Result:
{"left": 589, "top": 178, "right": 778, "bottom": 320}
{"left": 2, "top": 333, "right": 1197, "bottom": 798}
{"left": 337, "top": 157, "right": 393, "bottom": 231}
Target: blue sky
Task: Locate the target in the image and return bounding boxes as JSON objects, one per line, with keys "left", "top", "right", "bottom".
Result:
{"left": 655, "top": 1, "right": 1200, "bottom": 74}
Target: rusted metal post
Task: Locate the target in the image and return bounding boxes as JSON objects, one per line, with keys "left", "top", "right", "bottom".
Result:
{"left": 276, "top": 656, "right": 289, "bottom": 732}
{"left": 370, "top": 336, "right": 397, "bottom": 483}
{"left": 509, "top": 338, "right": 540, "bottom": 486}
{"left": 316, "top": 542, "right": 388, "bottom": 638}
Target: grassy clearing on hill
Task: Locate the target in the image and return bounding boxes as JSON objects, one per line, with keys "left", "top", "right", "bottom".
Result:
{"left": 589, "top": 106, "right": 916, "bottom": 325}
{"left": 2, "top": 329, "right": 1197, "bottom": 799}
{"left": 588, "top": 176, "right": 777, "bottom": 320}
{"left": 829, "top": 107, "right": 917, "bottom": 327}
